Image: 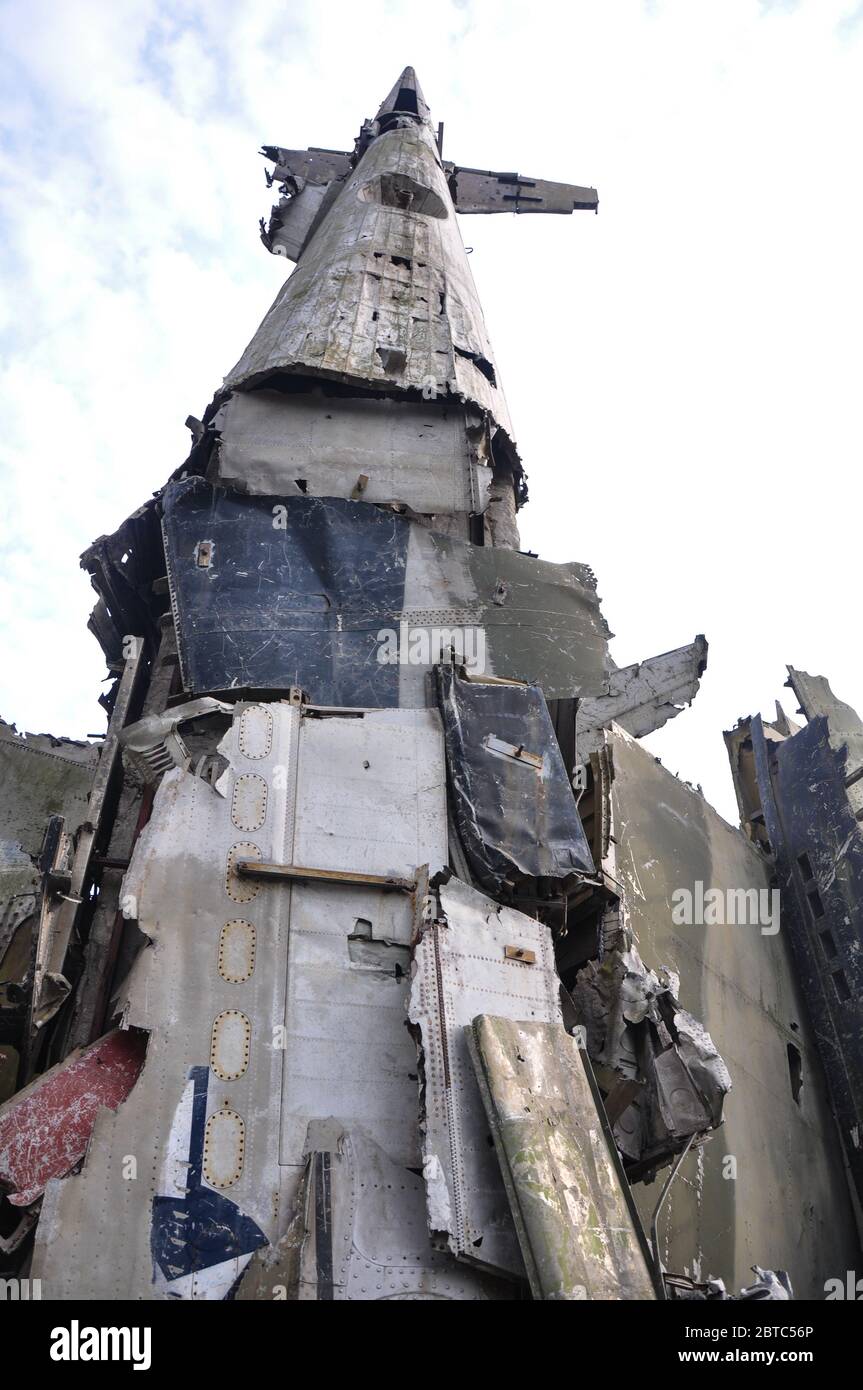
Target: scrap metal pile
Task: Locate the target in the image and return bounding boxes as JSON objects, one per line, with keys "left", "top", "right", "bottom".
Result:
{"left": 0, "top": 69, "right": 859, "bottom": 1300}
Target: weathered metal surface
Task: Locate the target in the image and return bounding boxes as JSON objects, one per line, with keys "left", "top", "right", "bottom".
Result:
{"left": 446, "top": 166, "right": 598, "bottom": 215}
{"left": 213, "top": 390, "right": 492, "bottom": 515}
{"left": 786, "top": 666, "right": 863, "bottom": 817}
{"left": 31, "top": 705, "right": 297, "bottom": 1298}
{"left": 575, "top": 636, "right": 708, "bottom": 760}
{"left": 236, "top": 862, "right": 416, "bottom": 890}
{"left": 0, "top": 719, "right": 99, "bottom": 860}
{"left": 375, "top": 66, "right": 431, "bottom": 124}
{"left": 278, "top": 882, "right": 421, "bottom": 1175}
{"left": 436, "top": 664, "right": 594, "bottom": 892}
{"left": 290, "top": 705, "right": 447, "bottom": 875}
{"left": 0, "top": 1028, "right": 146, "bottom": 1206}
{"left": 30, "top": 644, "right": 144, "bottom": 1031}
{"left": 262, "top": 147, "right": 352, "bottom": 187}
{"left": 120, "top": 696, "right": 234, "bottom": 783}
{"left": 259, "top": 147, "right": 352, "bottom": 262}
{"left": 296, "top": 1124, "right": 513, "bottom": 1300}
{"left": 30, "top": 703, "right": 445, "bottom": 1297}
{"left": 748, "top": 709, "right": 863, "bottom": 1208}
{"left": 573, "top": 915, "right": 731, "bottom": 1180}
{"left": 162, "top": 478, "right": 612, "bottom": 705}
{"left": 275, "top": 706, "right": 446, "bottom": 1172}
{"left": 80, "top": 499, "right": 167, "bottom": 673}
{"left": 467, "top": 1014, "right": 656, "bottom": 1300}
{"left": 408, "top": 874, "right": 560, "bottom": 1279}
{"left": 227, "top": 116, "right": 517, "bottom": 449}
{"left": 0, "top": 723, "right": 100, "bottom": 1043}
{"left": 585, "top": 725, "right": 860, "bottom": 1297}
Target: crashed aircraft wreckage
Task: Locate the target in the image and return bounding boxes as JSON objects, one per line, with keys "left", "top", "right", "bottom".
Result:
{"left": 1, "top": 67, "right": 860, "bottom": 1301}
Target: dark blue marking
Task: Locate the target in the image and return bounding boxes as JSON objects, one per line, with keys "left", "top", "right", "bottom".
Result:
{"left": 151, "top": 1066, "right": 268, "bottom": 1284}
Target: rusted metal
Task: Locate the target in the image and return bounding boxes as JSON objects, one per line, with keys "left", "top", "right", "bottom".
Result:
{"left": 235, "top": 861, "right": 416, "bottom": 892}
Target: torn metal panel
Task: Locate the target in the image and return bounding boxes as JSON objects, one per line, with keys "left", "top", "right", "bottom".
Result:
{"left": 446, "top": 166, "right": 598, "bottom": 215}
{"left": 212, "top": 389, "right": 493, "bottom": 515}
{"left": 161, "top": 478, "right": 612, "bottom": 705}
{"left": 723, "top": 718, "right": 774, "bottom": 853}
{"left": 261, "top": 147, "right": 353, "bottom": 187}
{"left": 786, "top": 666, "right": 863, "bottom": 817}
{"left": 408, "top": 874, "right": 560, "bottom": 1279}
{"left": 80, "top": 499, "right": 167, "bottom": 675}
{"left": 120, "top": 696, "right": 234, "bottom": 783}
{"left": 572, "top": 913, "right": 730, "bottom": 1181}
{"left": 0, "top": 718, "right": 99, "bottom": 859}
{"left": 749, "top": 711, "right": 863, "bottom": 1207}
{"left": 436, "top": 664, "right": 594, "bottom": 893}
{"left": 263, "top": 181, "right": 330, "bottom": 262}
{"left": 772, "top": 700, "right": 803, "bottom": 739}
{"left": 575, "top": 636, "right": 708, "bottom": 760}
{"left": 467, "top": 1015, "right": 656, "bottom": 1300}
{"left": 666, "top": 1266, "right": 793, "bottom": 1301}
{"left": 0, "top": 1027, "right": 146, "bottom": 1206}
{"left": 296, "top": 1125, "right": 512, "bottom": 1300}
{"left": 258, "top": 148, "right": 352, "bottom": 263}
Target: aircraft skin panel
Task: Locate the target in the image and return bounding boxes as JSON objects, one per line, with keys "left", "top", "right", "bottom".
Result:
{"left": 31, "top": 703, "right": 448, "bottom": 1299}
{"left": 408, "top": 876, "right": 561, "bottom": 1281}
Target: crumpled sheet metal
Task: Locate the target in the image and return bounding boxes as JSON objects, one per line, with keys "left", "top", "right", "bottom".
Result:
{"left": 295, "top": 1124, "right": 513, "bottom": 1301}
{"left": 212, "top": 389, "right": 493, "bottom": 516}
{"left": 572, "top": 931, "right": 731, "bottom": 1177}
{"left": 575, "top": 636, "right": 708, "bottom": 760}
{"left": 225, "top": 119, "right": 517, "bottom": 452}
{"left": 259, "top": 148, "right": 351, "bottom": 263}
{"left": 667, "top": 1266, "right": 792, "bottom": 1301}
{"left": 436, "top": 664, "right": 594, "bottom": 892}
{"left": 408, "top": 875, "right": 561, "bottom": 1279}
{"left": 467, "top": 1015, "right": 656, "bottom": 1301}
{"left": 161, "top": 478, "right": 612, "bottom": 705}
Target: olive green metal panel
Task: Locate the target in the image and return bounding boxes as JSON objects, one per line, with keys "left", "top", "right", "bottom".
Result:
{"left": 468, "top": 1014, "right": 657, "bottom": 1302}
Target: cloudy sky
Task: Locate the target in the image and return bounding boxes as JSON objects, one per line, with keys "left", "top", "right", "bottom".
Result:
{"left": 0, "top": 0, "right": 860, "bottom": 821}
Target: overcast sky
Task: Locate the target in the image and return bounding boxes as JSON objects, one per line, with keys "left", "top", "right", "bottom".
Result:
{"left": 1, "top": 0, "right": 860, "bottom": 822}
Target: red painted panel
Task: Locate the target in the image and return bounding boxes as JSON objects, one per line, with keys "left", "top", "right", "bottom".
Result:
{"left": 0, "top": 1029, "right": 147, "bottom": 1206}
